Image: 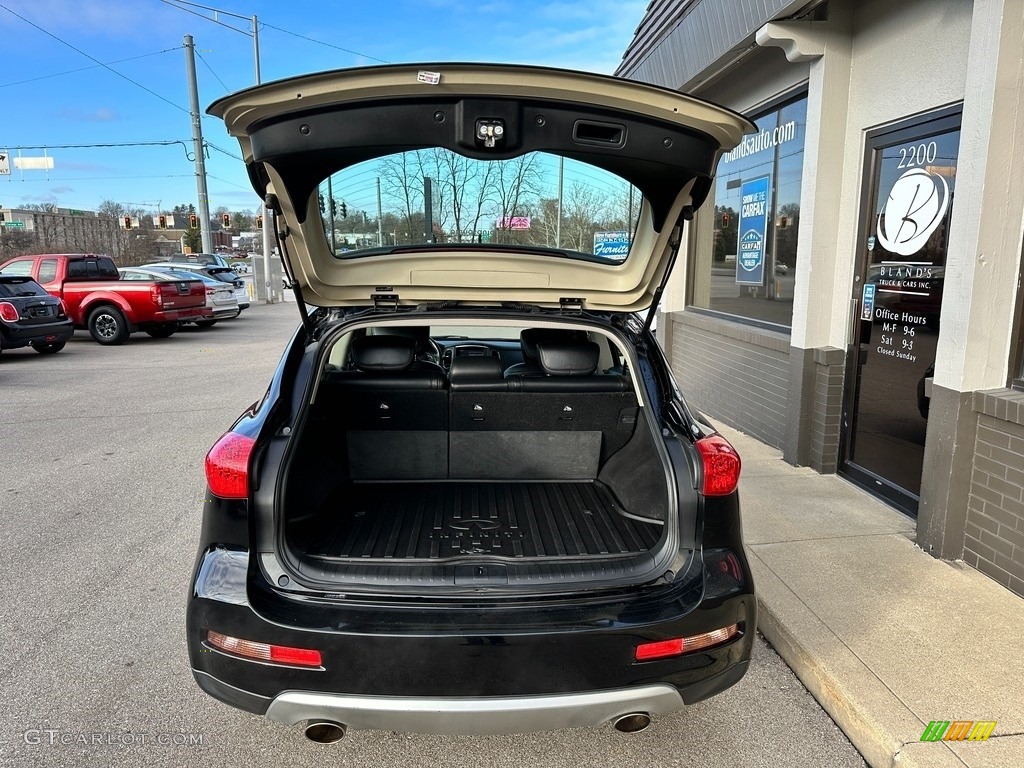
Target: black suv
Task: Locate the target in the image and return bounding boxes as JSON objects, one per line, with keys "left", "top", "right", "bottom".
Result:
{"left": 188, "top": 63, "right": 756, "bottom": 742}
{"left": 0, "top": 274, "right": 73, "bottom": 355}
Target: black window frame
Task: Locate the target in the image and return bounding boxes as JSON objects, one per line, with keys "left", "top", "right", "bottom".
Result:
{"left": 687, "top": 85, "right": 809, "bottom": 332}
{"left": 1012, "top": 232, "right": 1024, "bottom": 390}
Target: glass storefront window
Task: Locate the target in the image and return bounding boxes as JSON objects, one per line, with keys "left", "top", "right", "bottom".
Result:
{"left": 691, "top": 94, "right": 808, "bottom": 327}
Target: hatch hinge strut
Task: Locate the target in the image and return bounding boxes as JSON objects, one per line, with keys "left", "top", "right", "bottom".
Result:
{"left": 642, "top": 205, "right": 693, "bottom": 337}
{"left": 268, "top": 194, "right": 314, "bottom": 339}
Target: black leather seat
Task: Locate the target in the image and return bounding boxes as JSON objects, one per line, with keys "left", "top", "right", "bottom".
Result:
{"left": 503, "top": 328, "right": 589, "bottom": 378}
{"left": 449, "top": 355, "right": 508, "bottom": 391}
{"left": 507, "top": 341, "right": 630, "bottom": 392}
{"left": 321, "top": 335, "right": 448, "bottom": 480}
{"left": 327, "top": 335, "right": 446, "bottom": 390}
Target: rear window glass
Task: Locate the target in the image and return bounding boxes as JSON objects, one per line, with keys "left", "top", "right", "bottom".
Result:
{"left": 38, "top": 259, "right": 58, "bottom": 283}
{"left": 316, "top": 149, "right": 639, "bottom": 263}
{"left": 0, "top": 278, "right": 49, "bottom": 298}
{"left": 67, "top": 258, "right": 118, "bottom": 279}
{"left": 0, "top": 260, "right": 34, "bottom": 276}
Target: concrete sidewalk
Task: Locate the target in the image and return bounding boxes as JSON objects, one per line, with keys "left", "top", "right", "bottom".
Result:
{"left": 719, "top": 425, "right": 1024, "bottom": 768}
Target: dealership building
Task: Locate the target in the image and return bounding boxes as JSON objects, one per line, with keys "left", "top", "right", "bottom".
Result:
{"left": 618, "top": 0, "right": 1024, "bottom": 596}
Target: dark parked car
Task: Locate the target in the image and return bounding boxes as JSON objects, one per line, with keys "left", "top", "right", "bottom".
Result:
{"left": 0, "top": 274, "right": 74, "bottom": 355}
{"left": 188, "top": 63, "right": 756, "bottom": 742}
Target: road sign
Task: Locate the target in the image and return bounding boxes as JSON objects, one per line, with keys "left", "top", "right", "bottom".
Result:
{"left": 0, "top": 151, "right": 9, "bottom": 175}
{"left": 2, "top": 220, "right": 25, "bottom": 229}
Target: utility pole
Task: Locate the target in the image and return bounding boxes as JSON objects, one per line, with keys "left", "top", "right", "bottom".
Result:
{"left": 253, "top": 14, "right": 274, "bottom": 303}
{"left": 376, "top": 177, "right": 383, "bottom": 247}
{"left": 164, "top": 2, "right": 272, "bottom": 299}
{"left": 556, "top": 156, "right": 564, "bottom": 249}
{"left": 326, "top": 174, "right": 337, "bottom": 253}
{"left": 184, "top": 35, "right": 213, "bottom": 254}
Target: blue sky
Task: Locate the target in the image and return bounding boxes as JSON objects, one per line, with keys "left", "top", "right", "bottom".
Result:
{"left": 0, "top": 0, "right": 646, "bottom": 216}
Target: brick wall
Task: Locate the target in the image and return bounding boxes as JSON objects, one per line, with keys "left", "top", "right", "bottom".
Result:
{"left": 810, "top": 347, "right": 846, "bottom": 473}
{"left": 669, "top": 311, "right": 791, "bottom": 449}
{"left": 965, "top": 390, "right": 1024, "bottom": 597}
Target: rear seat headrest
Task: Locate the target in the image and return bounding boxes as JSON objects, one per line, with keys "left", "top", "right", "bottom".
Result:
{"left": 536, "top": 341, "right": 600, "bottom": 377}
{"left": 449, "top": 355, "right": 504, "bottom": 382}
{"left": 351, "top": 335, "right": 415, "bottom": 371}
{"left": 520, "top": 328, "right": 588, "bottom": 362}
{"left": 378, "top": 325, "right": 431, "bottom": 355}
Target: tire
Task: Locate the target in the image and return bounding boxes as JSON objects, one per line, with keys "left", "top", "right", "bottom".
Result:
{"left": 195, "top": 320, "right": 217, "bottom": 328}
{"left": 145, "top": 324, "right": 177, "bottom": 339}
{"left": 31, "top": 341, "right": 66, "bottom": 354}
{"left": 87, "top": 305, "right": 129, "bottom": 345}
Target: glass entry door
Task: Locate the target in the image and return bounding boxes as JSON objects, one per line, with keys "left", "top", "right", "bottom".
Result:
{"left": 840, "top": 109, "right": 961, "bottom": 515}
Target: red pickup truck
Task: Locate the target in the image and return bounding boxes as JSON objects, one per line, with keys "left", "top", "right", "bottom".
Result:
{"left": 0, "top": 253, "right": 209, "bottom": 345}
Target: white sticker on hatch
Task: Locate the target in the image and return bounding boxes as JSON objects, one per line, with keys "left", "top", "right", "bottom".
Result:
{"left": 417, "top": 70, "right": 441, "bottom": 85}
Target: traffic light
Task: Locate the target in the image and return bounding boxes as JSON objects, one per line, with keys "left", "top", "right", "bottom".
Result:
{"left": 721, "top": 212, "right": 730, "bottom": 228}
{"left": 123, "top": 215, "right": 132, "bottom": 230}
{"left": 222, "top": 213, "right": 231, "bottom": 227}
{"left": 255, "top": 215, "right": 263, "bottom": 228}
{"left": 340, "top": 201, "right": 348, "bottom": 219}
{"left": 158, "top": 214, "right": 167, "bottom": 229}
{"left": 189, "top": 213, "right": 198, "bottom": 229}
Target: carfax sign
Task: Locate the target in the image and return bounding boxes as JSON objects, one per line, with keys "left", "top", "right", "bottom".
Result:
{"left": 735, "top": 175, "right": 770, "bottom": 286}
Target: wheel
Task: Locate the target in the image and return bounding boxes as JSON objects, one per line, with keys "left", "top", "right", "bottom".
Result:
{"left": 87, "top": 305, "right": 129, "bottom": 345}
{"left": 145, "top": 324, "right": 177, "bottom": 339}
{"left": 195, "top": 320, "right": 217, "bottom": 328}
{"left": 31, "top": 341, "right": 66, "bottom": 354}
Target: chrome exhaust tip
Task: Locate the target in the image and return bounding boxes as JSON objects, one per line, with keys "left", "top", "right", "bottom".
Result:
{"left": 612, "top": 713, "right": 652, "bottom": 733}
{"left": 304, "top": 721, "right": 347, "bottom": 743}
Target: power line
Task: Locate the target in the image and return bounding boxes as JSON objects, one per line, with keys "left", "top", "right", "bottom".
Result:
{"left": 195, "top": 49, "right": 230, "bottom": 93}
{"left": 0, "top": 47, "right": 184, "bottom": 90}
{"left": 5, "top": 141, "right": 187, "bottom": 150}
{"left": 204, "top": 141, "right": 243, "bottom": 162}
{"left": 259, "top": 21, "right": 391, "bottom": 64}
{"left": 206, "top": 173, "right": 254, "bottom": 191}
{"left": 0, "top": 2, "right": 191, "bottom": 115}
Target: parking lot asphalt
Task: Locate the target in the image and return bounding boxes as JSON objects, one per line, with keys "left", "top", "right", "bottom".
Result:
{"left": 0, "top": 304, "right": 865, "bottom": 767}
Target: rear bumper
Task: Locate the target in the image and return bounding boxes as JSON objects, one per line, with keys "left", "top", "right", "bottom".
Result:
{"left": 0, "top": 319, "right": 74, "bottom": 349}
{"left": 153, "top": 306, "right": 207, "bottom": 323}
{"left": 187, "top": 546, "right": 756, "bottom": 733}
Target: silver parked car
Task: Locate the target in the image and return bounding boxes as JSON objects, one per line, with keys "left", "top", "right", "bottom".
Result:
{"left": 123, "top": 267, "right": 239, "bottom": 327}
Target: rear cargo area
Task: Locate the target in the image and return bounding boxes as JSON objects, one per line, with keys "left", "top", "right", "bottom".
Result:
{"left": 292, "top": 481, "right": 661, "bottom": 562}
{"left": 276, "top": 326, "right": 674, "bottom": 590}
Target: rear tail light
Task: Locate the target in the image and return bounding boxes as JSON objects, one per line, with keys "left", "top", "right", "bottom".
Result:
{"left": 695, "top": 434, "right": 741, "bottom": 496}
{"left": 206, "top": 630, "right": 322, "bottom": 668}
{"left": 58, "top": 298, "right": 68, "bottom": 317}
{"left": 150, "top": 285, "right": 163, "bottom": 308}
{"left": 635, "top": 624, "right": 740, "bottom": 661}
{"left": 205, "top": 431, "right": 256, "bottom": 498}
{"left": 0, "top": 302, "right": 19, "bottom": 322}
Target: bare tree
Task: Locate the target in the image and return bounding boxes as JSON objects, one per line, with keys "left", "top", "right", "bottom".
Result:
{"left": 379, "top": 154, "right": 424, "bottom": 243}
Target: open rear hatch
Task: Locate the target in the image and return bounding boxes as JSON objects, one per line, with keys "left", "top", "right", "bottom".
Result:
{"left": 209, "top": 63, "right": 752, "bottom": 594}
